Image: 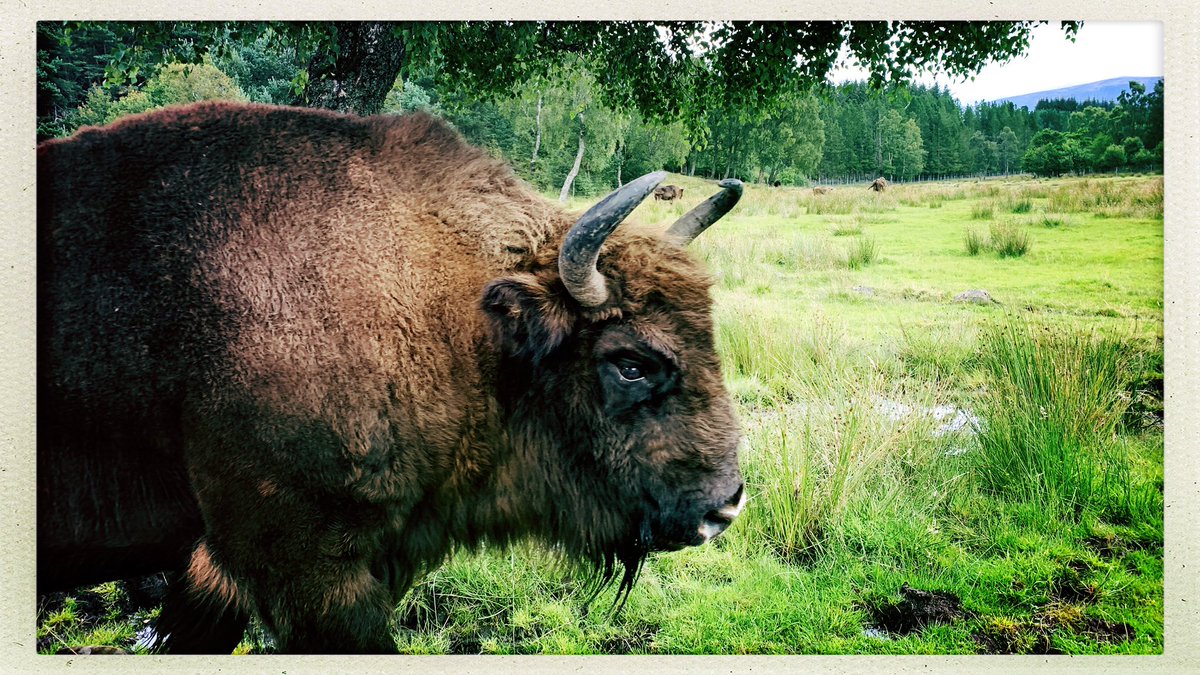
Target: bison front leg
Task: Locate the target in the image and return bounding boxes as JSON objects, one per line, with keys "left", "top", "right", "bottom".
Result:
{"left": 258, "top": 561, "right": 399, "bottom": 654}
{"left": 233, "top": 503, "right": 401, "bottom": 653}
{"left": 154, "top": 552, "right": 251, "bottom": 654}
{"left": 161, "top": 536, "right": 400, "bottom": 653}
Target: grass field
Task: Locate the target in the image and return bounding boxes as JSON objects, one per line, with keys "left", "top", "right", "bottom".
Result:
{"left": 38, "top": 174, "right": 1164, "bottom": 655}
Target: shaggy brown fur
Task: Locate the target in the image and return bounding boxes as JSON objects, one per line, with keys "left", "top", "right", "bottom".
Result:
{"left": 652, "top": 184, "right": 683, "bottom": 201}
{"left": 868, "top": 177, "right": 889, "bottom": 192}
{"left": 38, "top": 102, "right": 744, "bottom": 654}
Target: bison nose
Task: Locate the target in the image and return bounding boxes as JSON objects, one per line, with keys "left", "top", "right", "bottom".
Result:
{"left": 698, "top": 483, "right": 747, "bottom": 542}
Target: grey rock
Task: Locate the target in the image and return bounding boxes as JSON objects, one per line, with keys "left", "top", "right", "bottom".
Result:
{"left": 953, "top": 289, "right": 998, "bottom": 305}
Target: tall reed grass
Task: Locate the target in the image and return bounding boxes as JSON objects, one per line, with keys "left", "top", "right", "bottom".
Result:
{"left": 737, "top": 373, "right": 924, "bottom": 561}
{"left": 971, "top": 203, "right": 995, "bottom": 220}
{"left": 896, "top": 323, "right": 978, "bottom": 381}
{"left": 803, "top": 192, "right": 855, "bottom": 215}
{"left": 973, "top": 319, "right": 1159, "bottom": 522}
{"left": 845, "top": 236, "right": 877, "bottom": 270}
{"left": 896, "top": 183, "right": 973, "bottom": 207}
{"left": 1009, "top": 198, "right": 1034, "bottom": 214}
{"left": 694, "top": 232, "right": 851, "bottom": 288}
{"left": 964, "top": 228, "right": 987, "bottom": 256}
{"left": 989, "top": 222, "right": 1031, "bottom": 257}
{"left": 715, "top": 307, "right": 856, "bottom": 403}
{"left": 1009, "top": 183, "right": 1054, "bottom": 201}
{"left": 829, "top": 220, "right": 863, "bottom": 237}
{"left": 1047, "top": 177, "right": 1163, "bottom": 219}
{"left": 1034, "top": 214, "right": 1072, "bottom": 228}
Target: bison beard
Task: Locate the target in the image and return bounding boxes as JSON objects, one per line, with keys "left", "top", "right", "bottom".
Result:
{"left": 37, "top": 101, "right": 745, "bottom": 654}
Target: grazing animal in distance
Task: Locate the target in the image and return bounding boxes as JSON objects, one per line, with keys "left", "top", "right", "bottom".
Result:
{"left": 812, "top": 187, "right": 831, "bottom": 195}
{"left": 653, "top": 184, "right": 684, "bottom": 201}
{"left": 868, "top": 177, "right": 889, "bottom": 192}
{"left": 37, "top": 101, "right": 747, "bottom": 654}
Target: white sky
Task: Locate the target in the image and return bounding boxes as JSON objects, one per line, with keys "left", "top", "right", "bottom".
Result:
{"left": 830, "top": 21, "right": 1163, "bottom": 105}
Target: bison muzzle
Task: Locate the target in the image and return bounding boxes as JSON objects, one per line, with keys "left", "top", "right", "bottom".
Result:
{"left": 37, "top": 102, "right": 746, "bottom": 654}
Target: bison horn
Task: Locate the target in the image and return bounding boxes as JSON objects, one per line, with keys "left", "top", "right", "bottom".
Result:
{"left": 559, "top": 171, "right": 666, "bottom": 307}
{"left": 665, "top": 179, "right": 744, "bottom": 245}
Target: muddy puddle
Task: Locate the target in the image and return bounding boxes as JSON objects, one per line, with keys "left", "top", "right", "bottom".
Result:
{"left": 872, "top": 397, "right": 982, "bottom": 453}
{"left": 744, "top": 397, "right": 982, "bottom": 456}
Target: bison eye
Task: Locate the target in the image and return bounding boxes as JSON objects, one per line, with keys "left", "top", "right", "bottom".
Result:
{"left": 618, "top": 365, "right": 644, "bottom": 381}
{"left": 598, "top": 348, "right": 673, "bottom": 416}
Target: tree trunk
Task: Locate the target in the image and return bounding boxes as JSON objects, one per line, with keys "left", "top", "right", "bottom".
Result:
{"left": 531, "top": 92, "right": 542, "bottom": 171}
{"left": 296, "top": 22, "right": 407, "bottom": 115}
{"left": 615, "top": 138, "right": 623, "bottom": 186}
{"left": 874, "top": 125, "right": 884, "bottom": 172}
{"left": 559, "top": 113, "right": 586, "bottom": 203}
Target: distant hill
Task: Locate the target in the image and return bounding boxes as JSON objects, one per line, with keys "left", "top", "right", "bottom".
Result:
{"left": 989, "top": 76, "right": 1163, "bottom": 109}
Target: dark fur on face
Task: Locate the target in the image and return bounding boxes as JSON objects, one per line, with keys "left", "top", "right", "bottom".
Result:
{"left": 481, "top": 232, "right": 742, "bottom": 606}
{"left": 38, "top": 101, "right": 743, "bottom": 653}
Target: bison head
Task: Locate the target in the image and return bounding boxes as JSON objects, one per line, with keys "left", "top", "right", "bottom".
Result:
{"left": 481, "top": 174, "right": 746, "bottom": 599}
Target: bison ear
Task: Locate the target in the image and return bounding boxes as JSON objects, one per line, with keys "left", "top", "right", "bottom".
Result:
{"left": 481, "top": 274, "right": 574, "bottom": 363}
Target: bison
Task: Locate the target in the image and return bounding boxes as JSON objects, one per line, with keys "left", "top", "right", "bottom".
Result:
{"left": 652, "top": 184, "right": 684, "bottom": 201}
{"left": 37, "top": 102, "right": 747, "bottom": 654}
{"left": 868, "top": 177, "right": 889, "bottom": 192}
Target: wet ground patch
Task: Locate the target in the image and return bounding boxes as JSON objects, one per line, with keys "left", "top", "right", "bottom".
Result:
{"left": 412, "top": 625, "right": 524, "bottom": 654}
{"left": 1085, "top": 532, "right": 1160, "bottom": 560}
{"left": 1052, "top": 559, "right": 1101, "bottom": 604}
{"left": 973, "top": 603, "right": 1136, "bottom": 654}
{"left": 975, "top": 616, "right": 1060, "bottom": 654}
{"left": 856, "top": 572, "right": 1140, "bottom": 654}
{"left": 1079, "top": 617, "right": 1137, "bottom": 643}
{"left": 398, "top": 596, "right": 518, "bottom": 654}
{"left": 54, "top": 645, "right": 130, "bottom": 655}
{"left": 597, "top": 624, "right": 659, "bottom": 653}
{"left": 861, "top": 583, "right": 968, "bottom": 636}
{"left": 447, "top": 632, "right": 485, "bottom": 654}
{"left": 37, "top": 573, "right": 171, "bottom": 654}
{"left": 970, "top": 555, "right": 1142, "bottom": 654}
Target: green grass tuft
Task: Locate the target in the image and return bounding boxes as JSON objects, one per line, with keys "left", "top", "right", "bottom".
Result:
{"left": 830, "top": 220, "right": 864, "bottom": 237}
{"left": 964, "top": 228, "right": 987, "bottom": 256}
{"left": 972, "top": 318, "right": 1161, "bottom": 524}
{"left": 971, "top": 203, "right": 995, "bottom": 220}
{"left": 845, "top": 236, "right": 878, "bottom": 270}
{"left": 1037, "top": 214, "right": 1072, "bottom": 228}
{"left": 989, "top": 222, "right": 1031, "bottom": 258}
{"left": 740, "top": 377, "right": 906, "bottom": 561}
